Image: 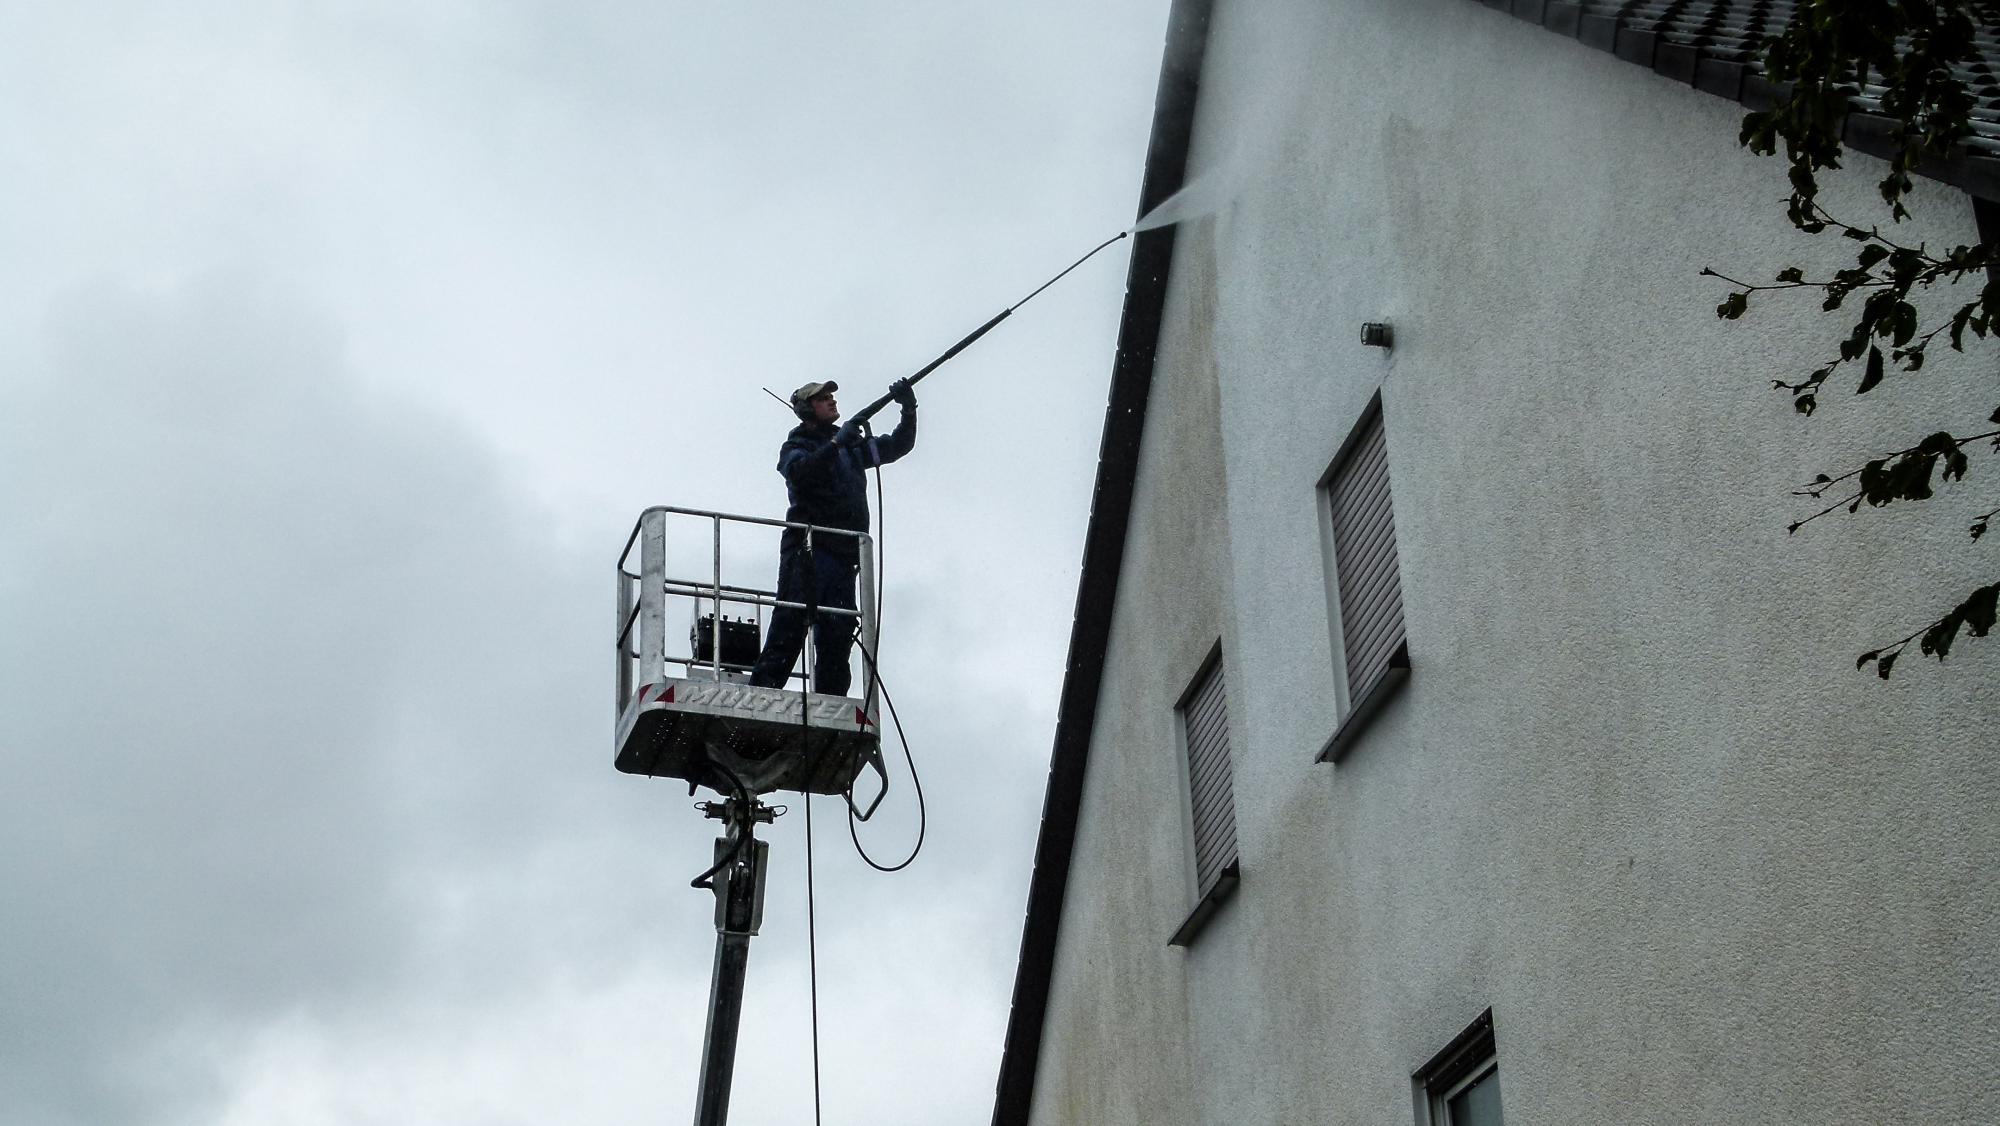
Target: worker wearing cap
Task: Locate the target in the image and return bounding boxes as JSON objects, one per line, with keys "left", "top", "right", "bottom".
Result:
{"left": 748, "top": 377, "right": 917, "bottom": 695}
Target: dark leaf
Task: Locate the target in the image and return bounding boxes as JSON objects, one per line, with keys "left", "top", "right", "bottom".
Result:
{"left": 1875, "top": 650, "right": 1898, "bottom": 678}
{"left": 1857, "top": 346, "right": 1885, "bottom": 394}
{"left": 1887, "top": 247, "right": 1923, "bottom": 284}
{"left": 1892, "top": 302, "right": 1918, "bottom": 346}
{"left": 1972, "top": 585, "right": 2000, "bottom": 638}
{"left": 1718, "top": 291, "right": 1749, "bottom": 320}
{"left": 1943, "top": 445, "right": 1969, "bottom": 483}
{"left": 1776, "top": 266, "right": 1805, "bottom": 283}
{"left": 1856, "top": 244, "right": 1890, "bottom": 271}
{"left": 1740, "top": 112, "right": 1776, "bottom": 153}
{"left": 1918, "top": 583, "right": 2000, "bottom": 661}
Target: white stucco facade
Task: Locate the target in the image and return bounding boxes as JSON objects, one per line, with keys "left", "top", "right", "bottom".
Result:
{"left": 1025, "top": 1, "right": 2000, "bottom": 1123}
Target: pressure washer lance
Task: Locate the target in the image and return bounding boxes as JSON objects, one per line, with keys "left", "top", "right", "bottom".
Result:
{"left": 843, "top": 230, "right": 1129, "bottom": 425}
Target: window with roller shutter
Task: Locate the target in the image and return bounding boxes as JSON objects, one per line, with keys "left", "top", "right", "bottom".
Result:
{"left": 1318, "top": 394, "right": 1410, "bottom": 764}
{"left": 1169, "top": 646, "right": 1238, "bottom": 946}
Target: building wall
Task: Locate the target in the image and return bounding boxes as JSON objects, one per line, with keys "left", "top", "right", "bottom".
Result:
{"left": 1026, "top": 213, "right": 1234, "bottom": 1124}
{"left": 1031, "top": 0, "right": 2000, "bottom": 1123}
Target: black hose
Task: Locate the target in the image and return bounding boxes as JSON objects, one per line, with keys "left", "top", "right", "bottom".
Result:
{"left": 688, "top": 757, "right": 756, "bottom": 889}
{"left": 846, "top": 631, "right": 926, "bottom": 872}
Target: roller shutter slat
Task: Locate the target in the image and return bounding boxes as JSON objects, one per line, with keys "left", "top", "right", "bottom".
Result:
{"left": 1333, "top": 515, "right": 1396, "bottom": 582}
{"left": 1331, "top": 446, "right": 1389, "bottom": 503}
{"left": 1189, "top": 777, "right": 1233, "bottom": 817}
{"left": 1187, "top": 748, "right": 1231, "bottom": 801}
{"left": 1185, "top": 717, "right": 1225, "bottom": 751}
{"left": 1188, "top": 765, "right": 1232, "bottom": 807}
{"left": 1187, "top": 730, "right": 1228, "bottom": 767}
{"left": 1351, "top": 643, "right": 1403, "bottom": 698}
{"left": 1341, "top": 576, "right": 1407, "bottom": 641}
{"left": 1330, "top": 431, "right": 1389, "bottom": 495}
{"left": 1332, "top": 490, "right": 1396, "bottom": 561}
{"left": 1335, "top": 516, "right": 1402, "bottom": 606}
{"left": 1330, "top": 460, "right": 1391, "bottom": 523}
{"left": 1329, "top": 408, "right": 1406, "bottom": 703}
{"left": 1331, "top": 475, "right": 1392, "bottom": 535}
{"left": 1180, "top": 657, "right": 1236, "bottom": 896}
{"left": 1187, "top": 731, "right": 1230, "bottom": 775}
{"left": 1341, "top": 574, "right": 1404, "bottom": 629}
{"left": 1187, "top": 690, "right": 1227, "bottom": 727}
{"left": 1334, "top": 525, "right": 1401, "bottom": 605}
{"left": 1331, "top": 461, "right": 1392, "bottom": 527}
{"left": 1344, "top": 610, "right": 1407, "bottom": 684}
{"left": 1344, "top": 584, "right": 1407, "bottom": 660}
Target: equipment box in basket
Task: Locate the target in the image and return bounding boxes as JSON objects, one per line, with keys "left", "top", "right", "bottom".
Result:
{"left": 691, "top": 613, "right": 760, "bottom": 672}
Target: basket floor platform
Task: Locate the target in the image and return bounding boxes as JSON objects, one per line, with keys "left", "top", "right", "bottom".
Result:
{"left": 615, "top": 677, "right": 880, "bottom": 797}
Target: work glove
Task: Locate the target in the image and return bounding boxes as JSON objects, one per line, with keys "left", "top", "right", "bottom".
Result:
{"left": 833, "top": 421, "right": 865, "bottom": 448}
{"left": 890, "top": 377, "right": 916, "bottom": 409}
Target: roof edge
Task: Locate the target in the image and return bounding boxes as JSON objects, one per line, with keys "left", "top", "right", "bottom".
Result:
{"left": 987, "top": 1, "right": 1216, "bottom": 1123}
{"left": 1478, "top": 0, "right": 2000, "bottom": 202}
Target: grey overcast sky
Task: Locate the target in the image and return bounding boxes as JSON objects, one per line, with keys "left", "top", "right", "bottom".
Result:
{"left": 0, "top": 3, "right": 1168, "bottom": 1123}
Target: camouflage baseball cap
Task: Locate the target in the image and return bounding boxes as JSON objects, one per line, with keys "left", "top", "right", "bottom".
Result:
{"left": 789, "top": 381, "right": 838, "bottom": 412}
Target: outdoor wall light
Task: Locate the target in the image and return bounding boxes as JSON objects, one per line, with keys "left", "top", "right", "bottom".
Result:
{"left": 1360, "top": 322, "right": 1393, "bottom": 349}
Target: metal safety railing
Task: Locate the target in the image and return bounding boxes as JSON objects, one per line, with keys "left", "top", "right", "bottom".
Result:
{"left": 614, "top": 505, "right": 879, "bottom": 720}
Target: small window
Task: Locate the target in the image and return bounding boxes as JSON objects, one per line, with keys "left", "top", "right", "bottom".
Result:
{"left": 1413, "top": 1010, "right": 1503, "bottom": 1126}
{"left": 1317, "top": 393, "right": 1410, "bottom": 763}
{"left": 1169, "top": 646, "right": 1238, "bottom": 946}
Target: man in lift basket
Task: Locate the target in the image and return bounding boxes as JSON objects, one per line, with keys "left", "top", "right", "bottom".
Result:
{"left": 747, "top": 376, "right": 917, "bottom": 696}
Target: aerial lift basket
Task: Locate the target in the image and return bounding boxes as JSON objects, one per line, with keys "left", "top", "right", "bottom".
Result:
{"left": 614, "top": 505, "right": 887, "bottom": 815}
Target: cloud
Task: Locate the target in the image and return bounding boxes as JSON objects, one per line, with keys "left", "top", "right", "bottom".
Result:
{"left": 0, "top": 2, "right": 1167, "bottom": 1121}
{"left": 0, "top": 273, "right": 653, "bottom": 1122}
{"left": 0, "top": 269, "right": 1057, "bottom": 1126}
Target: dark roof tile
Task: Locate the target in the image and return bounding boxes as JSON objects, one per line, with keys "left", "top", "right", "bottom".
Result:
{"left": 1486, "top": 0, "right": 2000, "bottom": 199}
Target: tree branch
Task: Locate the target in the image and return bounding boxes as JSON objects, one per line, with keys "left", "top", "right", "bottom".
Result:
{"left": 1856, "top": 580, "right": 2000, "bottom": 678}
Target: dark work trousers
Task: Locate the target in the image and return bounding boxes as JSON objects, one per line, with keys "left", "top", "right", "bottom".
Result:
{"left": 749, "top": 545, "right": 859, "bottom": 695}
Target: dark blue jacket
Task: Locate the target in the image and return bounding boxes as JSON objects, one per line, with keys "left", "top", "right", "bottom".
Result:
{"left": 777, "top": 407, "right": 917, "bottom": 559}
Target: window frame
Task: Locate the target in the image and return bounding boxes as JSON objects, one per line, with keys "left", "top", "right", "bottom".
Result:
{"left": 1168, "top": 641, "right": 1239, "bottom": 947}
{"left": 1412, "top": 1009, "right": 1501, "bottom": 1126}
{"left": 1433, "top": 1058, "right": 1499, "bottom": 1125}
{"left": 1315, "top": 391, "right": 1411, "bottom": 764}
